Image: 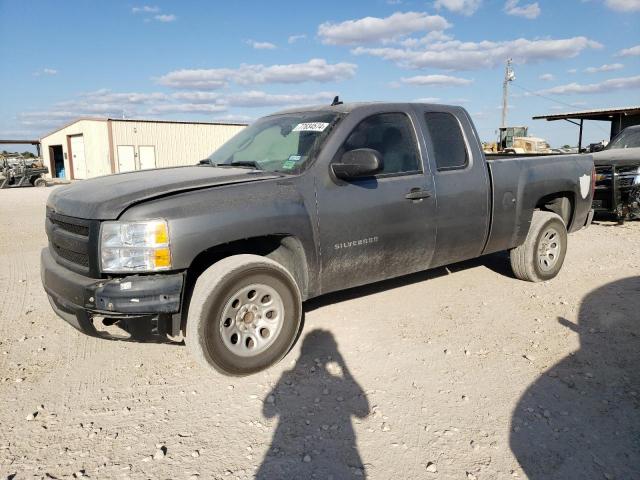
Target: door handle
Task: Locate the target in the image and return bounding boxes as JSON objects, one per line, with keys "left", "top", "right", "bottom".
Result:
{"left": 405, "top": 188, "right": 432, "bottom": 200}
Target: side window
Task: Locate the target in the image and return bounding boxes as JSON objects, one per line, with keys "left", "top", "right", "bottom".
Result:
{"left": 424, "top": 112, "right": 469, "bottom": 171}
{"left": 342, "top": 113, "right": 420, "bottom": 175}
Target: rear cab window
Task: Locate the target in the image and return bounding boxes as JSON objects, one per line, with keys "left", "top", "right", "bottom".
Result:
{"left": 423, "top": 112, "right": 469, "bottom": 171}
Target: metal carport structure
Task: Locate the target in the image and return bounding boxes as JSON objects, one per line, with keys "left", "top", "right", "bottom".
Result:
{"left": 532, "top": 106, "right": 640, "bottom": 151}
{"left": 0, "top": 139, "right": 41, "bottom": 157}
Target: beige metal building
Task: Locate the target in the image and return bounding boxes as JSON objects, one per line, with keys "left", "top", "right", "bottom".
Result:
{"left": 40, "top": 118, "right": 247, "bottom": 180}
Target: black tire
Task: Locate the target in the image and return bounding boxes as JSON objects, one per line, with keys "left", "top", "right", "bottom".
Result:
{"left": 186, "top": 254, "right": 302, "bottom": 376}
{"left": 510, "top": 211, "right": 567, "bottom": 282}
{"left": 34, "top": 177, "right": 47, "bottom": 187}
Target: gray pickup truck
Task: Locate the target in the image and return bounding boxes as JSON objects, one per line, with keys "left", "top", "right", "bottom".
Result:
{"left": 41, "top": 102, "right": 594, "bottom": 375}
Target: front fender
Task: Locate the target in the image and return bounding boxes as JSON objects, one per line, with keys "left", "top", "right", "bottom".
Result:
{"left": 119, "top": 176, "right": 319, "bottom": 290}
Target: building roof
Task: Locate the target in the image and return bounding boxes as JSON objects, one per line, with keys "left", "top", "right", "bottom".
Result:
{"left": 41, "top": 117, "right": 248, "bottom": 139}
{"left": 533, "top": 106, "right": 640, "bottom": 122}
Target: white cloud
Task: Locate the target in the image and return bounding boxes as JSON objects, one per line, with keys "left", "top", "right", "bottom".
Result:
{"left": 539, "top": 73, "right": 555, "bottom": 81}
{"left": 16, "top": 86, "right": 340, "bottom": 132}
{"left": 158, "top": 70, "right": 230, "bottom": 90}
{"left": 617, "top": 44, "right": 640, "bottom": 57}
{"left": 539, "top": 75, "right": 640, "bottom": 94}
{"left": 158, "top": 59, "right": 357, "bottom": 89}
{"left": 162, "top": 91, "right": 337, "bottom": 109}
{"left": 584, "top": 63, "right": 624, "bottom": 73}
{"left": 399, "top": 30, "right": 453, "bottom": 47}
{"left": 132, "top": 5, "right": 159, "bottom": 13}
{"left": 147, "top": 103, "right": 227, "bottom": 114}
{"left": 221, "top": 91, "right": 336, "bottom": 108}
{"left": 171, "top": 92, "right": 220, "bottom": 103}
{"left": 318, "top": 11, "right": 450, "bottom": 45}
{"left": 401, "top": 74, "right": 473, "bottom": 86}
{"left": 434, "top": 0, "right": 482, "bottom": 16}
{"left": 604, "top": 0, "right": 640, "bottom": 11}
{"left": 34, "top": 68, "right": 57, "bottom": 76}
{"left": 287, "top": 34, "right": 306, "bottom": 44}
{"left": 504, "top": 0, "right": 541, "bottom": 19}
{"left": 352, "top": 36, "right": 602, "bottom": 70}
{"left": 154, "top": 14, "right": 176, "bottom": 22}
{"left": 246, "top": 40, "right": 277, "bottom": 50}
{"left": 78, "top": 89, "right": 168, "bottom": 104}
{"left": 567, "top": 68, "right": 578, "bottom": 74}
{"left": 413, "top": 97, "right": 441, "bottom": 102}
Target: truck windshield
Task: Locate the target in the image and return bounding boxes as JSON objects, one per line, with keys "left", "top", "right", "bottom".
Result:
{"left": 207, "top": 112, "right": 342, "bottom": 174}
{"left": 606, "top": 128, "right": 640, "bottom": 150}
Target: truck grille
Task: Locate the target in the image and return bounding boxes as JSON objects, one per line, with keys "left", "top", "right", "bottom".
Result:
{"left": 49, "top": 217, "right": 89, "bottom": 237}
{"left": 595, "top": 165, "right": 639, "bottom": 189}
{"left": 617, "top": 166, "right": 639, "bottom": 189}
{"left": 53, "top": 244, "right": 90, "bottom": 267}
{"left": 46, "top": 209, "right": 97, "bottom": 275}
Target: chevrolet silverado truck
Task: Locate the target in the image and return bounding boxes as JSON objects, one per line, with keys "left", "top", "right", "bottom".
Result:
{"left": 41, "top": 102, "right": 595, "bottom": 376}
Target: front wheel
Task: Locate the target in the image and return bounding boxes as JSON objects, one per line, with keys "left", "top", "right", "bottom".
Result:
{"left": 510, "top": 211, "right": 567, "bottom": 282}
{"left": 186, "top": 255, "right": 302, "bottom": 376}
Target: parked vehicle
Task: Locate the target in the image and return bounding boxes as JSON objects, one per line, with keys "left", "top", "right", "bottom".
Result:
{"left": 41, "top": 102, "right": 595, "bottom": 375}
{"left": 0, "top": 157, "right": 48, "bottom": 189}
{"left": 592, "top": 125, "right": 640, "bottom": 223}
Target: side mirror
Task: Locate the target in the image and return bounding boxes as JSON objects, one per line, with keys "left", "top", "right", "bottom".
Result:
{"left": 331, "top": 148, "right": 383, "bottom": 180}
{"left": 591, "top": 144, "right": 605, "bottom": 152}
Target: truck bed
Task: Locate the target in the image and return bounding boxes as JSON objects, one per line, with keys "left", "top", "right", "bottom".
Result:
{"left": 483, "top": 153, "right": 594, "bottom": 255}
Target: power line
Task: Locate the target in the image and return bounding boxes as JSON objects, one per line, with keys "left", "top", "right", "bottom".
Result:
{"left": 511, "top": 83, "right": 578, "bottom": 109}
{"left": 511, "top": 83, "right": 610, "bottom": 135}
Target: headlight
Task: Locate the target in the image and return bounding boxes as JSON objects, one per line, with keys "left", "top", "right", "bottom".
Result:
{"left": 100, "top": 219, "right": 171, "bottom": 272}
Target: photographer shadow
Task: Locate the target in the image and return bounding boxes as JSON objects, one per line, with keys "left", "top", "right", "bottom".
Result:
{"left": 256, "top": 329, "right": 369, "bottom": 479}
{"left": 510, "top": 276, "right": 640, "bottom": 479}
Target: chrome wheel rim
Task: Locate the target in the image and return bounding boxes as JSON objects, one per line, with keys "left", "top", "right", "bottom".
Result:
{"left": 219, "top": 283, "right": 284, "bottom": 357}
{"left": 537, "top": 227, "right": 561, "bottom": 272}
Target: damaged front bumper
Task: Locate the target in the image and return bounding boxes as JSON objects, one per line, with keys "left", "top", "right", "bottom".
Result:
{"left": 41, "top": 247, "right": 184, "bottom": 338}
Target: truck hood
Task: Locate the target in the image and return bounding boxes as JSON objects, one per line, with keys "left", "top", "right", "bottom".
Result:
{"left": 47, "top": 166, "right": 282, "bottom": 220}
{"left": 593, "top": 148, "right": 640, "bottom": 166}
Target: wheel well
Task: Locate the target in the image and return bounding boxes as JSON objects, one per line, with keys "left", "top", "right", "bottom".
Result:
{"left": 180, "top": 235, "right": 309, "bottom": 333}
{"left": 535, "top": 192, "right": 574, "bottom": 227}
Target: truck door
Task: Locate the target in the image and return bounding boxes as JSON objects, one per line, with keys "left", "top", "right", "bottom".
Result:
{"left": 316, "top": 109, "right": 438, "bottom": 294}
{"left": 415, "top": 107, "right": 490, "bottom": 267}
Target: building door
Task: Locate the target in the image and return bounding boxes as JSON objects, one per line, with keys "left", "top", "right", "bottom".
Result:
{"left": 139, "top": 145, "right": 156, "bottom": 170}
{"left": 69, "top": 135, "right": 87, "bottom": 179}
{"left": 49, "top": 145, "right": 65, "bottom": 178}
{"left": 117, "top": 145, "right": 136, "bottom": 172}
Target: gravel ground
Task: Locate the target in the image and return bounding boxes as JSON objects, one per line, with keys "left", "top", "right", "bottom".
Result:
{"left": 1, "top": 186, "right": 639, "bottom": 480}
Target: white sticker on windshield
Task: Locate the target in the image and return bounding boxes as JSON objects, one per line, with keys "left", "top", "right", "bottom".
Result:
{"left": 292, "top": 122, "right": 329, "bottom": 132}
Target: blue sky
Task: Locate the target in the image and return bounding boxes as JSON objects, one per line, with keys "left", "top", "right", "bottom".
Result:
{"left": 1, "top": 0, "right": 639, "bottom": 151}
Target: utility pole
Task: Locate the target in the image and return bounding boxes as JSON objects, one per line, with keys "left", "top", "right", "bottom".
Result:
{"left": 501, "top": 58, "right": 515, "bottom": 128}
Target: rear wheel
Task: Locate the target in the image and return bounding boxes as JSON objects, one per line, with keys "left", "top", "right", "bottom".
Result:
{"left": 510, "top": 211, "right": 567, "bottom": 282}
{"left": 186, "top": 255, "right": 302, "bottom": 376}
{"left": 34, "top": 177, "right": 47, "bottom": 187}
